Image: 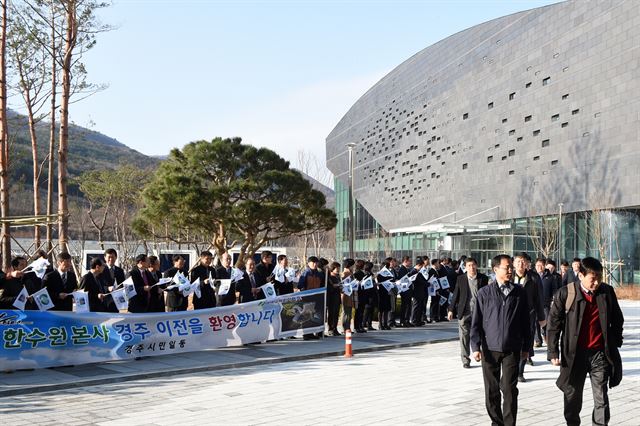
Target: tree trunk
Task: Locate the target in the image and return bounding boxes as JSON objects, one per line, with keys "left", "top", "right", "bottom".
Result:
{"left": 25, "top": 98, "right": 41, "bottom": 249}
{"left": 0, "top": 1, "right": 10, "bottom": 271}
{"left": 57, "top": 1, "right": 76, "bottom": 254}
{"left": 46, "top": 1, "right": 58, "bottom": 256}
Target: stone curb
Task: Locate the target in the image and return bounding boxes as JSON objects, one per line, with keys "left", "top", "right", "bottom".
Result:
{"left": 0, "top": 336, "right": 457, "bottom": 398}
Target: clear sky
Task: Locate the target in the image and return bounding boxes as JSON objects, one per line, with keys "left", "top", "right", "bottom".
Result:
{"left": 52, "top": 0, "right": 559, "bottom": 172}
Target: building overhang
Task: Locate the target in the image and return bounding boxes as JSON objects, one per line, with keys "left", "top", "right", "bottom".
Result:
{"left": 389, "top": 222, "right": 511, "bottom": 235}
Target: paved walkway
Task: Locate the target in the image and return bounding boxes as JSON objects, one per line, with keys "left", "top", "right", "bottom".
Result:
{"left": 0, "top": 300, "right": 638, "bottom": 426}
{"left": 0, "top": 317, "right": 459, "bottom": 397}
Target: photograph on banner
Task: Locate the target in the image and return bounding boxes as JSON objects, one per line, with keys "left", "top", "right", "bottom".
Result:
{"left": 279, "top": 291, "right": 325, "bottom": 333}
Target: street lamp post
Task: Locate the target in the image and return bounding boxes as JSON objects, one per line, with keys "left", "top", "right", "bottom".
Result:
{"left": 347, "top": 143, "right": 356, "bottom": 259}
{"left": 558, "top": 202, "right": 563, "bottom": 263}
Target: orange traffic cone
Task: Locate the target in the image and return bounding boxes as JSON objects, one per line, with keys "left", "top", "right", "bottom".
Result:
{"left": 345, "top": 329, "right": 353, "bottom": 358}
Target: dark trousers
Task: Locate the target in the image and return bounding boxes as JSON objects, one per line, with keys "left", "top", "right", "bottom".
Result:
{"left": 563, "top": 350, "right": 610, "bottom": 426}
{"left": 519, "top": 312, "right": 537, "bottom": 375}
{"left": 354, "top": 302, "right": 365, "bottom": 330}
{"left": 327, "top": 294, "right": 341, "bottom": 332}
{"left": 378, "top": 310, "right": 389, "bottom": 328}
{"left": 410, "top": 295, "right": 425, "bottom": 325}
{"left": 541, "top": 306, "right": 551, "bottom": 342}
{"left": 430, "top": 295, "right": 441, "bottom": 321}
{"left": 482, "top": 350, "right": 520, "bottom": 426}
{"left": 387, "top": 292, "right": 397, "bottom": 325}
{"left": 400, "top": 291, "right": 413, "bottom": 324}
{"left": 341, "top": 304, "right": 353, "bottom": 331}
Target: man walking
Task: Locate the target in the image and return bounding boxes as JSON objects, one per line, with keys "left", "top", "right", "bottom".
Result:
{"left": 471, "top": 254, "right": 531, "bottom": 426}
{"left": 448, "top": 257, "right": 489, "bottom": 368}
{"left": 547, "top": 257, "right": 624, "bottom": 426}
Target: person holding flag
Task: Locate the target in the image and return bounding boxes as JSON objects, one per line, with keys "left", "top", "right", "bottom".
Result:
{"left": 42, "top": 252, "right": 77, "bottom": 311}
{"left": 190, "top": 251, "right": 217, "bottom": 310}
{"left": 127, "top": 254, "right": 154, "bottom": 313}
{"left": 11, "top": 256, "right": 42, "bottom": 310}
{"left": 163, "top": 255, "right": 189, "bottom": 312}
{"left": 0, "top": 257, "right": 27, "bottom": 309}
{"left": 376, "top": 259, "right": 396, "bottom": 330}
{"left": 79, "top": 257, "right": 108, "bottom": 312}
{"left": 215, "top": 252, "right": 237, "bottom": 306}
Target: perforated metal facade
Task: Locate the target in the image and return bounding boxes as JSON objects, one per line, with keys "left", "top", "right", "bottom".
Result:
{"left": 326, "top": 0, "right": 640, "bottom": 232}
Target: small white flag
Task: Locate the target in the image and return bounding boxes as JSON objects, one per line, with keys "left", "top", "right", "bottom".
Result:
{"left": 32, "top": 287, "right": 55, "bottom": 311}
{"left": 217, "top": 279, "right": 231, "bottom": 296}
{"left": 428, "top": 276, "right": 440, "bottom": 290}
{"left": 260, "top": 282, "right": 277, "bottom": 300}
{"left": 342, "top": 283, "right": 353, "bottom": 296}
{"left": 273, "top": 265, "right": 286, "bottom": 282}
{"left": 12, "top": 286, "right": 29, "bottom": 311}
{"left": 122, "top": 277, "right": 137, "bottom": 300}
{"left": 408, "top": 273, "right": 418, "bottom": 282}
{"left": 381, "top": 280, "right": 394, "bottom": 292}
{"left": 24, "top": 258, "right": 50, "bottom": 279}
{"left": 208, "top": 271, "right": 214, "bottom": 288}
{"left": 111, "top": 288, "right": 129, "bottom": 311}
{"left": 351, "top": 280, "right": 359, "bottom": 291}
{"left": 428, "top": 285, "right": 437, "bottom": 297}
{"left": 72, "top": 291, "right": 90, "bottom": 313}
{"left": 420, "top": 267, "right": 429, "bottom": 280}
{"left": 231, "top": 267, "right": 244, "bottom": 283}
{"left": 448, "top": 292, "right": 454, "bottom": 305}
{"left": 182, "top": 277, "right": 201, "bottom": 298}
{"left": 361, "top": 276, "right": 374, "bottom": 290}
{"left": 285, "top": 268, "right": 297, "bottom": 282}
{"left": 439, "top": 276, "right": 450, "bottom": 289}
{"left": 438, "top": 295, "right": 447, "bottom": 306}
{"left": 378, "top": 266, "right": 394, "bottom": 278}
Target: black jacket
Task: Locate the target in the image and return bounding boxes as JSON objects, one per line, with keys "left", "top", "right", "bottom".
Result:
{"left": 163, "top": 266, "right": 189, "bottom": 310}
{"left": 449, "top": 273, "right": 489, "bottom": 319}
{"left": 541, "top": 270, "right": 562, "bottom": 308}
{"left": 43, "top": 269, "right": 78, "bottom": 311}
{"left": 190, "top": 264, "right": 217, "bottom": 309}
{"left": 236, "top": 270, "right": 265, "bottom": 303}
{"left": 547, "top": 282, "right": 624, "bottom": 390}
{"left": 79, "top": 272, "right": 108, "bottom": 312}
{"left": 215, "top": 266, "right": 237, "bottom": 306}
{"left": 127, "top": 267, "right": 154, "bottom": 313}
{"left": 408, "top": 268, "right": 429, "bottom": 299}
{"left": 0, "top": 275, "right": 23, "bottom": 309}
{"left": 514, "top": 270, "right": 545, "bottom": 321}
{"left": 471, "top": 282, "right": 531, "bottom": 354}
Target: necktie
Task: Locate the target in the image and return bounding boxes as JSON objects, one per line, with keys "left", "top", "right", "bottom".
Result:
{"left": 142, "top": 270, "right": 148, "bottom": 285}
{"left": 250, "top": 273, "right": 256, "bottom": 288}
{"left": 110, "top": 266, "right": 115, "bottom": 280}
{"left": 62, "top": 272, "right": 67, "bottom": 285}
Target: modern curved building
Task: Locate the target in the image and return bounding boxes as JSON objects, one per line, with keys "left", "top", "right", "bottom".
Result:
{"left": 326, "top": 0, "right": 640, "bottom": 283}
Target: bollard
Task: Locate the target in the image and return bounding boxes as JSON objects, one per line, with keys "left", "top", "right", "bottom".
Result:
{"left": 344, "top": 329, "right": 353, "bottom": 358}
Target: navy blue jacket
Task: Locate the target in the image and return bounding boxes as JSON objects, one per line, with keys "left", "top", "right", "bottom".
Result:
{"left": 470, "top": 281, "right": 531, "bottom": 354}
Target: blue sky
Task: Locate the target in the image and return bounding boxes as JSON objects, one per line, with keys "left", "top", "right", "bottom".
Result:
{"left": 58, "top": 0, "right": 558, "bottom": 171}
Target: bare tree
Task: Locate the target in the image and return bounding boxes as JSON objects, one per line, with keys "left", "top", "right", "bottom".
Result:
{"left": 0, "top": 1, "right": 10, "bottom": 270}
{"left": 528, "top": 215, "right": 559, "bottom": 260}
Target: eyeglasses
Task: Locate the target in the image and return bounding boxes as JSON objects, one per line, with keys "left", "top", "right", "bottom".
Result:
{"left": 496, "top": 266, "right": 514, "bottom": 271}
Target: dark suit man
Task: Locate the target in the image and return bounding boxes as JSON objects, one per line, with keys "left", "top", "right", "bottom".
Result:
{"left": 236, "top": 258, "right": 265, "bottom": 303}
{"left": 562, "top": 258, "right": 581, "bottom": 287}
{"left": 42, "top": 252, "right": 78, "bottom": 311}
{"left": 164, "top": 255, "right": 189, "bottom": 312}
{"left": 13, "top": 256, "right": 42, "bottom": 310}
{"left": 513, "top": 253, "right": 545, "bottom": 381}
{"left": 190, "top": 251, "right": 217, "bottom": 310}
{"left": 397, "top": 256, "right": 413, "bottom": 326}
{"left": 215, "top": 252, "right": 237, "bottom": 306}
{"left": 78, "top": 257, "right": 110, "bottom": 312}
{"left": 471, "top": 254, "right": 531, "bottom": 426}
{"left": 409, "top": 258, "right": 429, "bottom": 326}
{"left": 0, "top": 258, "right": 27, "bottom": 309}
{"left": 127, "top": 254, "right": 154, "bottom": 313}
{"left": 146, "top": 255, "right": 165, "bottom": 312}
{"left": 98, "top": 248, "right": 126, "bottom": 313}
{"left": 448, "top": 257, "right": 489, "bottom": 368}
{"left": 547, "top": 257, "right": 624, "bottom": 426}
{"left": 255, "top": 250, "right": 275, "bottom": 283}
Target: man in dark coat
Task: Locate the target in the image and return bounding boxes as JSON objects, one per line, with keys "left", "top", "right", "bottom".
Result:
{"left": 127, "top": 254, "right": 154, "bottom": 313}
{"left": 396, "top": 256, "right": 413, "bottom": 327}
{"left": 409, "top": 258, "right": 429, "bottom": 327}
{"left": 448, "top": 257, "right": 489, "bottom": 368}
{"left": 563, "top": 257, "right": 581, "bottom": 286}
{"left": 255, "top": 250, "right": 275, "bottom": 283}
{"left": 163, "top": 255, "right": 189, "bottom": 311}
{"left": 0, "top": 258, "right": 27, "bottom": 309}
{"left": 513, "top": 252, "right": 545, "bottom": 381}
{"left": 146, "top": 255, "right": 166, "bottom": 312}
{"left": 98, "top": 248, "right": 126, "bottom": 313}
{"left": 79, "top": 257, "right": 108, "bottom": 312}
{"left": 42, "top": 252, "right": 77, "bottom": 311}
{"left": 471, "top": 254, "right": 531, "bottom": 426}
{"left": 190, "top": 251, "right": 217, "bottom": 310}
{"left": 236, "top": 258, "right": 265, "bottom": 303}
{"left": 547, "top": 257, "right": 624, "bottom": 426}
{"left": 215, "top": 252, "right": 237, "bottom": 306}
